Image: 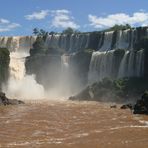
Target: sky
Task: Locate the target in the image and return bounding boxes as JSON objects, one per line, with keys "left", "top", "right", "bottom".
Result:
{"left": 0, "top": 0, "right": 148, "bottom": 36}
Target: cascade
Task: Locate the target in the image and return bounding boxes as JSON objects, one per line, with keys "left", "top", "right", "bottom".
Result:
{"left": 59, "top": 34, "right": 67, "bottom": 50}
{"left": 45, "top": 33, "right": 90, "bottom": 52}
{"left": 60, "top": 54, "right": 71, "bottom": 95}
{"left": 2, "top": 36, "right": 44, "bottom": 100}
{"left": 67, "top": 34, "right": 90, "bottom": 52}
{"left": 99, "top": 31, "right": 113, "bottom": 51}
{"left": 46, "top": 34, "right": 60, "bottom": 48}
{"left": 136, "top": 49, "right": 144, "bottom": 77}
{"left": 118, "top": 49, "right": 144, "bottom": 78}
{"left": 115, "top": 30, "right": 131, "bottom": 50}
{"left": 0, "top": 36, "right": 36, "bottom": 52}
{"left": 88, "top": 49, "right": 145, "bottom": 84}
{"left": 88, "top": 50, "right": 114, "bottom": 83}
{"left": 118, "top": 51, "right": 129, "bottom": 78}
{"left": 0, "top": 27, "right": 147, "bottom": 94}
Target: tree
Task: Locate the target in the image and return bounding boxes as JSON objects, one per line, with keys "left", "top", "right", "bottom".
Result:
{"left": 30, "top": 36, "right": 46, "bottom": 56}
{"left": 33, "top": 28, "right": 48, "bottom": 37}
{"left": 104, "top": 24, "right": 132, "bottom": 32}
{"left": 33, "top": 28, "right": 39, "bottom": 35}
{"left": 62, "top": 27, "right": 76, "bottom": 34}
{"left": 49, "top": 31, "right": 56, "bottom": 35}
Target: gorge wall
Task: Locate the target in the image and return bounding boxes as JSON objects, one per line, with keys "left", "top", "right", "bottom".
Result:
{"left": 0, "top": 48, "right": 10, "bottom": 90}
{"left": 0, "top": 27, "right": 148, "bottom": 98}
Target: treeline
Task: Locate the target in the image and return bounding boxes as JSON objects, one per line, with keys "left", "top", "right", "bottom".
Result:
{"left": 32, "top": 24, "right": 132, "bottom": 37}
{"left": 103, "top": 24, "right": 131, "bottom": 32}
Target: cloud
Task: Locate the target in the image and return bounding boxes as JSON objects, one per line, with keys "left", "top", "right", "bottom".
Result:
{"left": 0, "top": 19, "right": 10, "bottom": 24}
{"left": 88, "top": 11, "right": 148, "bottom": 29}
{"left": 25, "top": 10, "right": 49, "bottom": 20}
{"left": 50, "top": 9, "right": 80, "bottom": 29}
{"left": 0, "top": 19, "right": 20, "bottom": 32}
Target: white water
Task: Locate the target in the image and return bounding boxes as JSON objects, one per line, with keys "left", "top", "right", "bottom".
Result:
{"left": 88, "top": 50, "right": 114, "bottom": 83}
{"left": 2, "top": 36, "right": 45, "bottom": 100}
{"left": 115, "top": 30, "right": 131, "bottom": 50}
{"left": 118, "top": 49, "right": 144, "bottom": 78}
{"left": 88, "top": 49, "right": 145, "bottom": 83}
{"left": 99, "top": 31, "right": 113, "bottom": 51}
{"left": 45, "top": 33, "right": 90, "bottom": 52}
{"left": 4, "top": 52, "right": 45, "bottom": 100}
{"left": 0, "top": 29, "right": 146, "bottom": 98}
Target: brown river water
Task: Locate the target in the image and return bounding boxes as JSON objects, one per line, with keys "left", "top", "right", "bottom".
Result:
{"left": 0, "top": 100, "right": 148, "bottom": 148}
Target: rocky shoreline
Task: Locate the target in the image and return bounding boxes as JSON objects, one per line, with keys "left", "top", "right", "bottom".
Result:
{"left": 0, "top": 92, "right": 24, "bottom": 106}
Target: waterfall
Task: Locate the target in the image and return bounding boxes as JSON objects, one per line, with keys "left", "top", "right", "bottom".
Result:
{"left": 69, "top": 33, "right": 90, "bottom": 52}
{"left": 45, "top": 33, "right": 90, "bottom": 52}
{"left": 60, "top": 54, "right": 71, "bottom": 95}
{"left": 2, "top": 36, "right": 44, "bottom": 100}
{"left": 0, "top": 27, "right": 147, "bottom": 95}
{"left": 88, "top": 49, "right": 145, "bottom": 84}
{"left": 59, "top": 34, "right": 67, "bottom": 50}
{"left": 99, "top": 31, "right": 113, "bottom": 51}
{"left": 44, "top": 34, "right": 61, "bottom": 49}
{"left": 0, "top": 36, "right": 36, "bottom": 52}
{"left": 118, "top": 51, "right": 129, "bottom": 78}
{"left": 118, "top": 49, "right": 144, "bottom": 78}
{"left": 115, "top": 30, "right": 131, "bottom": 50}
{"left": 136, "top": 49, "right": 144, "bottom": 77}
{"left": 88, "top": 50, "right": 114, "bottom": 83}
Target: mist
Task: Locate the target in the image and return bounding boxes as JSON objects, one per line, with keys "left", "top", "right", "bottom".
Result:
{"left": 3, "top": 49, "right": 83, "bottom": 100}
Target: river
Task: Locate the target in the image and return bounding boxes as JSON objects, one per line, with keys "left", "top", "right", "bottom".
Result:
{"left": 0, "top": 100, "right": 148, "bottom": 148}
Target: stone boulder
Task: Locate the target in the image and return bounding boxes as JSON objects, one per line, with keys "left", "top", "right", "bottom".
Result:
{"left": 133, "top": 91, "right": 148, "bottom": 114}
{"left": 0, "top": 92, "right": 24, "bottom": 106}
{"left": 120, "top": 104, "right": 133, "bottom": 110}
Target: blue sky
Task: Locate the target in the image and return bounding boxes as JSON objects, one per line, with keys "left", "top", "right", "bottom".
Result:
{"left": 0, "top": 0, "right": 148, "bottom": 36}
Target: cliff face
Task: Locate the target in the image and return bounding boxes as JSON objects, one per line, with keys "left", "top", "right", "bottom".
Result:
{"left": 25, "top": 50, "right": 92, "bottom": 94}
{"left": 0, "top": 48, "right": 10, "bottom": 89}
{"left": 43, "top": 27, "right": 148, "bottom": 52}
{"left": 25, "top": 54, "right": 61, "bottom": 90}
{"left": 0, "top": 27, "right": 148, "bottom": 97}
{"left": 24, "top": 27, "right": 148, "bottom": 93}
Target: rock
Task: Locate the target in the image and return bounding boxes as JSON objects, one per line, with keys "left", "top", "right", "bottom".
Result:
{"left": 110, "top": 105, "right": 117, "bottom": 108}
{"left": 133, "top": 91, "right": 148, "bottom": 114}
{"left": 120, "top": 104, "right": 133, "bottom": 110}
{"left": 0, "top": 92, "right": 24, "bottom": 106}
{"left": 8, "top": 99, "right": 25, "bottom": 105}
{"left": 69, "top": 96, "right": 76, "bottom": 101}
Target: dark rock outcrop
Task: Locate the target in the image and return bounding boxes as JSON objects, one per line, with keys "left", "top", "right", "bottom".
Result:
{"left": 0, "top": 48, "right": 10, "bottom": 90}
{"left": 120, "top": 104, "right": 133, "bottom": 110}
{"left": 25, "top": 54, "right": 61, "bottom": 90}
{"left": 69, "top": 78, "right": 148, "bottom": 103}
{"left": 0, "top": 92, "right": 24, "bottom": 106}
{"left": 110, "top": 105, "right": 117, "bottom": 108}
{"left": 25, "top": 50, "right": 92, "bottom": 92}
{"left": 133, "top": 91, "right": 148, "bottom": 114}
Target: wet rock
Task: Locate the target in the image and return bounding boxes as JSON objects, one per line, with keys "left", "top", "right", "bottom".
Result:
{"left": 0, "top": 92, "right": 24, "bottom": 106}
{"left": 120, "top": 104, "right": 133, "bottom": 110}
{"left": 133, "top": 91, "right": 148, "bottom": 114}
{"left": 110, "top": 105, "right": 117, "bottom": 108}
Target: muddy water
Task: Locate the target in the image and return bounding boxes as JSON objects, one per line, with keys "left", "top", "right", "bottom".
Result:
{"left": 0, "top": 100, "right": 148, "bottom": 148}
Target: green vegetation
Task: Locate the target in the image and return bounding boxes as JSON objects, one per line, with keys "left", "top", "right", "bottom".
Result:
{"left": 104, "top": 24, "right": 131, "bottom": 32}
{"left": 0, "top": 48, "right": 10, "bottom": 89}
{"left": 71, "top": 77, "right": 148, "bottom": 102}
{"left": 62, "top": 27, "right": 79, "bottom": 34}
{"left": 31, "top": 28, "right": 67, "bottom": 56}
{"left": 33, "top": 28, "right": 48, "bottom": 37}
{"left": 30, "top": 36, "right": 46, "bottom": 56}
